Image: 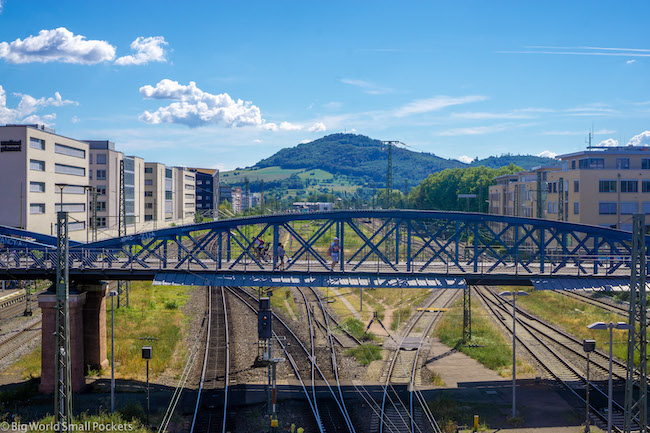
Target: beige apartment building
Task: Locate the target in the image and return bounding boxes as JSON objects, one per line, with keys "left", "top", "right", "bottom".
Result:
{"left": 175, "top": 167, "right": 196, "bottom": 223}
{"left": 489, "top": 146, "right": 650, "bottom": 232}
{"left": 0, "top": 124, "right": 90, "bottom": 242}
{"left": 144, "top": 162, "right": 166, "bottom": 227}
{"left": 143, "top": 164, "right": 196, "bottom": 227}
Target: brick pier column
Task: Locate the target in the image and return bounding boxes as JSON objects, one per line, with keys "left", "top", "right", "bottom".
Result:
{"left": 78, "top": 282, "right": 109, "bottom": 371}
{"left": 38, "top": 291, "right": 87, "bottom": 393}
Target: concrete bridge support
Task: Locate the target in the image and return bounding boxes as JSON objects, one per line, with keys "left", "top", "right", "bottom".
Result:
{"left": 38, "top": 282, "right": 109, "bottom": 393}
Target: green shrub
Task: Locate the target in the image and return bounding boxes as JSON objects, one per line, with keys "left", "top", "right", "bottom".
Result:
{"left": 164, "top": 299, "right": 179, "bottom": 310}
{"left": 345, "top": 344, "right": 382, "bottom": 366}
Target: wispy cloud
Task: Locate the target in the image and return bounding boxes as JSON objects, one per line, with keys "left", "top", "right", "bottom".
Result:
{"left": 457, "top": 155, "right": 473, "bottom": 164}
{"left": 498, "top": 45, "right": 650, "bottom": 58}
{"left": 543, "top": 128, "right": 615, "bottom": 136}
{"left": 449, "top": 111, "right": 533, "bottom": 120}
{"left": 339, "top": 78, "right": 392, "bottom": 95}
{"left": 537, "top": 150, "right": 558, "bottom": 158}
{"left": 395, "top": 95, "right": 487, "bottom": 117}
{"left": 627, "top": 59, "right": 637, "bottom": 64}
{"left": 435, "top": 122, "right": 534, "bottom": 136}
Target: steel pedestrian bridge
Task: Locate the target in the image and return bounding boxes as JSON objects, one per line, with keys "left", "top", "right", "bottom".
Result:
{"left": 0, "top": 210, "right": 645, "bottom": 288}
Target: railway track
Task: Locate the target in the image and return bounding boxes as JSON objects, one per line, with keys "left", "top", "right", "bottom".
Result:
{"left": 228, "top": 286, "right": 356, "bottom": 433}
{"left": 474, "top": 286, "right": 646, "bottom": 433}
{"left": 191, "top": 286, "right": 231, "bottom": 433}
{"left": 559, "top": 290, "right": 630, "bottom": 318}
{"left": 0, "top": 318, "right": 41, "bottom": 363}
{"left": 376, "top": 289, "right": 456, "bottom": 433}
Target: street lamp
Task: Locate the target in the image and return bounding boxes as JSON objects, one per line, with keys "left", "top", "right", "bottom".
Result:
{"left": 499, "top": 290, "right": 529, "bottom": 419}
{"left": 109, "top": 289, "right": 118, "bottom": 413}
{"left": 587, "top": 321, "right": 633, "bottom": 433}
{"left": 55, "top": 183, "right": 69, "bottom": 210}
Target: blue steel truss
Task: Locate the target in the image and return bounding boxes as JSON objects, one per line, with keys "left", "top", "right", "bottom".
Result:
{"left": 0, "top": 210, "right": 647, "bottom": 281}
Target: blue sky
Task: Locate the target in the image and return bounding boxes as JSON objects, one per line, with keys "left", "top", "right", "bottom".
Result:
{"left": 0, "top": 1, "right": 649, "bottom": 169}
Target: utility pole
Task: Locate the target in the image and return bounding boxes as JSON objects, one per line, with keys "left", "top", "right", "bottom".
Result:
{"left": 118, "top": 160, "right": 128, "bottom": 308}
{"left": 381, "top": 141, "right": 395, "bottom": 208}
{"left": 244, "top": 177, "right": 250, "bottom": 213}
{"left": 55, "top": 211, "right": 72, "bottom": 428}
{"left": 261, "top": 180, "right": 265, "bottom": 215}
{"left": 536, "top": 171, "right": 543, "bottom": 219}
{"left": 624, "top": 214, "right": 647, "bottom": 433}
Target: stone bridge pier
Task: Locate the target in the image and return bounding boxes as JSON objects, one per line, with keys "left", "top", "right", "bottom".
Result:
{"left": 38, "top": 281, "right": 110, "bottom": 393}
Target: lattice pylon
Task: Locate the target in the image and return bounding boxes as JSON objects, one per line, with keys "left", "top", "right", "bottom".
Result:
{"left": 624, "top": 214, "right": 647, "bottom": 433}
{"left": 463, "top": 285, "right": 471, "bottom": 342}
{"left": 55, "top": 211, "right": 72, "bottom": 427}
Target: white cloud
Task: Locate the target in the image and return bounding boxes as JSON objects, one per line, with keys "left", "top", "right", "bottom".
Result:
{"left": 395, "top": 95, "right": 487, "bottom": 117}
{"left": 457, "top": 155, "right": 473, "bottom": 164}
{"left": 115, "top": 36, "right": 168, "bottom": 66}
{"left": 139, "top": 79, "right": 265, "bottom": 128}
{"left": 340, "top": 78, "right": 392, "bottom": 95}
{"left": 253, "top": 139, "right": 262, "bottom": 143}
{"left": 543, "top": 128, "right": 616, "bottom": 136}
{"left": 627, "top": 59, "right": 637, "bottom": 64}
{"left": 0, "top": 27, "right": 115, "bottom": 64}
{"left": 499, "top": 46, "right": 650, "bottom": 58}
{"left": 627, "top": 131, "right": 650, "bottom": 146}
{"left": 436, "top": 124, "right": 509, "bottom": 136}
{"left": 450, "top": 111, "right": 533, "bottom": 120}
{"left": 71, "top": 115, "right": 80, "bottom": 124}
{"left": 299, "top": 139, "right": 311, "bottom": 144}
{"left": 0, "top": 85, "right": 76, "bottom": 125}
{"left": 537, "top": 150, "right": 557, "bottom": 158}
{"left": 598, "top": 138, "right": 620, "bottom": 147}
{"left": 0, "top": 0, "right": 4, "bottom": 13}
{"left": 278, "top": 121, "right": 301, "bottom": 131}
{"left": 308, "top": 122, "right": 326, "bottom": 133}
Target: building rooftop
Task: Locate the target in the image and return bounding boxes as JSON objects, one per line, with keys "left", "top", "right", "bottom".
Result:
{"left": 558, "top": 146, "right": 650, "bottom": 159}
{"left": 84, "top": 140, "right": 116, "bottom": 150}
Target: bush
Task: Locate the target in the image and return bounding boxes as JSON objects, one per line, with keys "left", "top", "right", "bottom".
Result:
{"left": 345, "top": 344, "right": 382, "bottom": 366}
{"left": 119, "top": 400, "right": 146, "bottom": 423}
{"left": 164, "top": 299, "right": 179, "bottom": 310}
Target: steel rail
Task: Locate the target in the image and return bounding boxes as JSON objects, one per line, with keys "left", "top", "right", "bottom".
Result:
{"left": 224, "top": 286, "right": 325, "bottom": 433}
{"left": 475, "top": 286, "right": 637, "bottom": 433}
{"left": 379, "top": 290, "right": 447, "bottom": 433}
{"left": 231, "top": 286, "right": 357, "bottom": 433}
{"left": 190, "top": 286, "right": 212, "bottom": 433}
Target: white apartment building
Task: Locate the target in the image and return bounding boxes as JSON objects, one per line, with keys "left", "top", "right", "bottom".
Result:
{"left": 0, "top": 124, "right": 89, "bottom": 242}
{"left": 174, "top": 167, "right": 196, "bottom": 223}
{"left": 144, "top": 162, "right": 166, "bottom": 227}
{"left": 85, "top": 141, "right": 145, "bottom": 238}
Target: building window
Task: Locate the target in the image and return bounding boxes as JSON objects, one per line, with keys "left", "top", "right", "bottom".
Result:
{"left": 643, "top": 180, "right": 650, "bottom": 193}
{"left": 30, "top": 159, "right": 45, "bottom": 171}
{"left": 97, "top": 201, "right": 106, "bottom": 212}
{"left": 621, "top": 180, "right": 638, "bottom": 193}
{"left": 145, "top": 203, "right": 153, "bottom": 209}
{"left": 616, "top": 158, "right": 630, "bottom": 169}
{"left": 29, "top": 182, "right": 45, "bottom": 193}
{"left": 96, "top": 169, "right": 107, "bottom": 180}
{"left": 55, "top": 163, "right": 85, "bottom": 176}
{"left": 95, "top": 186, "right": 106, "bottom": 196}
{"left": 185, "top": 174, "right": 194, "bottom": 181}
{"left": 145, "top": 214, "right": 153, "bottom": 221}
{"left": 185, "top": 202, "right": 194, "bottom": 209}
{"left": 599, "top": 202, "right": 617, "bottom": 215}
{"left": 643, "top": 159, "right": 650, "bottom": 170}
{"left": 571, "top": 160, "right": 576, "bottom": 169}
{"left": 29, "top": 138, "right": 45, "bottom": 150}
{"left": 55, "top": 203, "right": 85, "bottom": 213}
{"left": 145, "top": 179, "right": 153, "bottom": 185}
{"left": 95, "top": 153, "right": 107, "bottom": 164}
{"left": 165, "top": 168, "right": 172, "bottom": 179}
{"left": 165, "top": 191, "right": 172, "bottom": 200}
{"left": 95, "top": 217, "right": 107, "bottom": 228}
{"left": 621, "top": 201, "right": 639, "bottom": 215}
{"left": 68, "top": 221, "right": 85, "bottom": 231}
{"left": 145, "top": 167, "right": 153, "bottom": 174}
{"left": 599, "top": 180, "right": 617, "bottom": 193}
{"left": 573, "top": 180, "right": 579, "bottom": 193}
{"left": 574, "top": 202, "right": 579, "bottom": 215}
{"left": 643, "top": 202, "right": 650, "bottom": 214}
{"left": 55, "top": 143, "right": 85, "bottom": 159}
{"left": 29, "top": 203, "right": 45, "bottom": 214}
{"left": 144, "top": 191, "right": 153, "bottom": 197}
{"left": 185, "top": 193, "right": 195, "bottom": 200}
{"left": 579, "top": 158, "right": 605, "bottom": 169}
{"left": 197, "top": 195, "right": 202, "bottom": 201}
{"left": 185, "top": 184, "right": 195, "bottom": 190}
{"left": 197, "top": 180, "right": 203, "bottom": 185}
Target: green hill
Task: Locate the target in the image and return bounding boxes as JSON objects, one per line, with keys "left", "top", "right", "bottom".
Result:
{"left": 471, "top": 154, "right": 559, "bottom": 170}
{"left": 253, "top": 133, "right": 464, "bottom": 187}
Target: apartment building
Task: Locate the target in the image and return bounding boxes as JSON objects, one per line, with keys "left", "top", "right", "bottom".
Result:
{"left": 174, "top": 167, "right": 196, "bottom": 223}
{"left": 85, "top": 141, "right": 145, "bottom": 237}
{"left": 0, "top": 124, "right": 89, "bottom": 241}
{"left": 144, "top": 162, "right": 166, "bottom": 227}
{"left": 489, "top": 146, "right": 650, "bottom": 231}
{"left": 189, "top": 168, "right": 216, "bottom": 217}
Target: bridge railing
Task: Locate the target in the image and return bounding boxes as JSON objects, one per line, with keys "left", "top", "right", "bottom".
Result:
{"left": 0, "top": 246, "right": 636, "bottom": 277}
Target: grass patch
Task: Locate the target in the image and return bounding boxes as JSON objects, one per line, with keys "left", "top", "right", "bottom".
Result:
{"left": 269, "top": 287, "right": 299, "bottom": 318}
{"left": 31, "top": 412, "right": 148, "bottom": 432}
{"left": 435, "top": 298, "right": 534, "bottom": 377}
{"left": 428, "top": 397, "right": 492, "bottom": 432}
{"left": 390, "top": 307, "right": 411, "bottom": 330}
{"left": 345, "top": 343, "right": 382, "bottom": 366}
{"left": 430, "top": 370, "right": 445, "bottom": 387}
{"left": 515, "top": 287, "right": 630, "bottom": 362}
{"left": 9, "top": 346, "right": 41, "bottom": 380}
{"left": 109, "top": 281, "right": 193, "bottom": 380}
